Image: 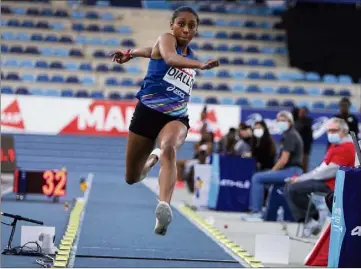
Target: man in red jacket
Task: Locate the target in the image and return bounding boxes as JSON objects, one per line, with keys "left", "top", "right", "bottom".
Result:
{"left": 284, "top": 117, "right": 356, "bottom": 237}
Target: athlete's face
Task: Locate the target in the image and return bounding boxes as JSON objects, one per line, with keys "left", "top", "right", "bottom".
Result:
{"left": 171, "top": 12, "right": 198, "bottom": 46}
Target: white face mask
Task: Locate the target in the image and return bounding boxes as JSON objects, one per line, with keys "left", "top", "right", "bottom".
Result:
{"left": 253, "top": 128, "right": 264, "bottom": 138}
{"left": 277, "top": 121, "right": 289, "bottom": 133}
{"left": 327, "top": 133, "right": 341, "bottom": 144}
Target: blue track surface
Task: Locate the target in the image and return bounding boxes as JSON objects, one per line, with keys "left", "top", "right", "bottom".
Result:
{"left": 74, "top": 174, "right": 239, "bottom": 267}
{"left": 75, "top": 258, "right": 239, "bottom": 268}
{"left": 1, "top": 134, "right": 326, "bottom": 268}
{"left": 1, "top": 135, "right": 242, "bottom": 268}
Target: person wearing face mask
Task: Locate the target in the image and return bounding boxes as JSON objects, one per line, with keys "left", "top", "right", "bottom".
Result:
{"left": 284, "top": 117, "right": 356, "bottom": 237}
{"left": 251, "top": 121, "right": 276, "bottom": 171}
{"left": 243, "top": 111, "right": 304, "bottom": 220}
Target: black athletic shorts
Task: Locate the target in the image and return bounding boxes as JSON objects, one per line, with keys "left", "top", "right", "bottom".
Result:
{"left": 129, "top": 101, "right": 190, "bottom": 141}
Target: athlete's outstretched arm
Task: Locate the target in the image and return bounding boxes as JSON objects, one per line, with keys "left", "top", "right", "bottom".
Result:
{"left": 159, "top": 33, "right": 219, "bottom": 70}
{"left": 129, "top": 47, "right": 152, "bottom": 58}
{"left": 110, "top": 47, "right": 152, "bottom": 64}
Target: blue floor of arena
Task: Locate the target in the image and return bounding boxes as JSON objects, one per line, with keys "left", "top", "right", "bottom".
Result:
{"left": 1, "top": 135, "right": 243, "bottom": 268}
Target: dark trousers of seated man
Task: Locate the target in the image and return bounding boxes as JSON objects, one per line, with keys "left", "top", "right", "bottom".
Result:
{"left": 284, "top": 180, "right": 332, "bottom": 223}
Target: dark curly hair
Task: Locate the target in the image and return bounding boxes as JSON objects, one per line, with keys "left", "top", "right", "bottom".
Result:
{"left": 171, "top": 6, "right": 200, "bottom": 25}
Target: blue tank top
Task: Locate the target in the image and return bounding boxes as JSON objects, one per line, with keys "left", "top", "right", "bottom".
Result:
{"left": 136, "top": 46, "right": 197, "bottom": 117}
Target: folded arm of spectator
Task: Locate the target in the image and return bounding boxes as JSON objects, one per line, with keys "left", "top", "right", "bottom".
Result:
{"left": 297, "top": 162, "right": 339, "bottom": 181}
{"left": 272, "top": 151, "right": 289, "bottom": 171}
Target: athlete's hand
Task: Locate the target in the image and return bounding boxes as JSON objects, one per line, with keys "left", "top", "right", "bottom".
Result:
{"left": 200, "top": 59, "right": 220, "bottom": 70}
{"left": 110, "top": 49, "right": 132, "bottom": 64}
{"left": 285, "top": 176, "right": 299, "bottom": 184}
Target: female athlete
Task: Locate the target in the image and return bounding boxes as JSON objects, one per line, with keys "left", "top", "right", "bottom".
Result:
{"left": 111, "top": 6, "right": 219, "bottom": 236}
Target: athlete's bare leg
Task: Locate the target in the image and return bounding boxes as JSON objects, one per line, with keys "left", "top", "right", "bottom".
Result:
{"left": 153, "top": 121, "right": 187, "bottom": 236}
{"left": 157, "top": 121, "right": 188, "bottom": 203}
{"left": 125, "top": 131, "right": 157, "bottom": 185}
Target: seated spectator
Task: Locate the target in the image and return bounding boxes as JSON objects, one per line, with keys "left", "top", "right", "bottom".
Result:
{"left": 218, "top": 127, "right": 238, "bottom": 155}
{"left": 284, "top": 117, "right": 356, "bottom": 236}
{"left": 192, "top": 131, "right": 214, "bottom": 162}
{"left": 183, "top": 144, "right": 210, "bottom": 193}
{"left": 176, "top": 131, "right": 214, "bottom": 189}
{"left": 244, "top": 111, "right": 304, "bottom": 220}
{"left": 234, "top": 123, "right": 252, "bottom": 157}
{"left": 251, "top": 120, "right": 276, "bottom": 171}
{"left": 251, "top": 121, "right": 277, "bottom": 205}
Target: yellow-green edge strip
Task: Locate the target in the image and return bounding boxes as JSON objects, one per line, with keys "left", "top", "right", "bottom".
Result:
{"left": 179, "top": 205, "right": 264, "bottom": 268}
{"left": 52, "top": 200, "right": 85, "bottom": 268}
{"left": 53, "top": 196, "right": 263, "bottom": 267}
